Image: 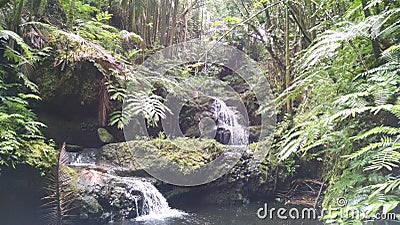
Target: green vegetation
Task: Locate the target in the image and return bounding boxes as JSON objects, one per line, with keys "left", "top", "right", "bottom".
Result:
{"left": 0, "top": 27, "right": 56, "bottom": 169}
{"left": 274, "top": 2, "right": 400, "bottom": 223}
{"left": 0, "top": 0, "right": 399, "bottom": 223}
{"left": 103, "top": 137, "right": 227, "bottom": 173}
{"left": 149, "top": 137, "right": 227, "bottom": 169}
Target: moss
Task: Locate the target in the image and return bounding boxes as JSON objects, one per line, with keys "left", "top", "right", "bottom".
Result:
{"left": 97, "top": 128, "right": 114, "bottom": 143}
{"left": 34, "top": 61, "right": 102, "bottom": 105}
{"left": 35, "top": 68, "right": 59, "bottom": 101}
{"left": 148, "top": 137, "right": 227, "bottom": 168}
{"left": 101, "top": 137, "right": 227, "bottom": 174}
{"left": 240, "top": 90, "right": 261, "bottom": 126}
{"left": 35, "top": 67, "right": 77, "bottom": 101}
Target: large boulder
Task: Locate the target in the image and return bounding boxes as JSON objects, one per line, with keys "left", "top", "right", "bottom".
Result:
{"left": 75, "top": 168, "right": 146, "bottom": 224}
{"left": 71, "top": 138, "right": 276, "bottom": 223}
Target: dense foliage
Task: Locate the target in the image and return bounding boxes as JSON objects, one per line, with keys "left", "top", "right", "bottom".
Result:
{"left": 0, "top": 27, "right": 56, "bottom": 169}
{"left": 0, "top": 0, "right": 399, "bottom": 223}
{"left": 275, "top": 1, "right": 400, "bottom": 223}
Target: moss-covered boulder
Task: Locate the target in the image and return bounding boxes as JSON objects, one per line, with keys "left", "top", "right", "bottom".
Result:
{"left": 69, "top": 137, "right": 277, "bottom": 218}
{"left": 95, "top": 138, "right": 275, "bottom": 204}
{"left": 98, "top": 137, "right": 227, "bottom": 176}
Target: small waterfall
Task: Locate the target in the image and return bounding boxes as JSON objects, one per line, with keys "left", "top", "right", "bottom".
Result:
{"left": 67, "top": 148, "right": 98, "bottom": 166}
{"left": 131, "top": 179, "right": 186, "bottom": 221}
{"left": 67, "top": 149, "right": 186, "bottom": 222}
{"left": 211, "top": 98, "right": 249, "bottom": 145}
{"left": 130, "top": 179, "right": 170, "bottom": 216}
{"left": 133, "top": 196, "right": 140, "bottom": 217}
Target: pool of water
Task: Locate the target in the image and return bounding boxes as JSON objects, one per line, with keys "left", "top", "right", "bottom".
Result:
{"left": 110, "top": 202, "right": 323, "bottom": 225}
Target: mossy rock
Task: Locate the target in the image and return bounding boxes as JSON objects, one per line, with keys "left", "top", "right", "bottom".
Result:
{"left": 99, "top": 137, "right": 227, "bottom": 175}
{"left": 33, "top": 61, "right": 103, "bottom": 108}
{"left": 97, "top": 128, "right": 114, "bottom": 143}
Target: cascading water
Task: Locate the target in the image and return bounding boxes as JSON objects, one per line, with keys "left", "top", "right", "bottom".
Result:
{"left": 65, "top": 97, "right": 248, "bottom": 223}
{"left": 67, "top": 148, "right": 98, "bottom": 166}
{"left": 130, "top": 180, "right": 186, "bottom": 221}
{"left": 130, "top": 179, "right": 169, "bottom": 216}
{"left": 211, "top": 98, "right": 249, "bottom": 146}
{"left": 133, "top": 196, "right": 140, "bottom": 217}
{"left": 67, "top": 149, "right": 186, "bottom": 222}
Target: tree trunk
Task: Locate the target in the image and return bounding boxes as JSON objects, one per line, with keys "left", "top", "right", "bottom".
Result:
{"left": 285, "top": 0, "right": 292, "bottom": 114}
{"left": 168, "top": 0, "right": 179, "bottom": 46}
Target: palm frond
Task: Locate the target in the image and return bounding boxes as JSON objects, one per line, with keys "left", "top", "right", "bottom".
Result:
{"left": 42, "top": 143, "right": 76, "bottom": 225}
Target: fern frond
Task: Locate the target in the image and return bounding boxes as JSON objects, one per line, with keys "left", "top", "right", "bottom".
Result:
{"left": 381, "top": 44, "right": 400, "bottom": 62}
{"left": 278, "top": 138, "right": 301, "bottom": 161}
{"left": 364, "top": 147, "right": 400, "bottom": 171}
{"left": 367, "top": 178, "right": 400, "bottom": 198}
{"left": 355, "top": 126, "right": 400, "bottom": 140}
{"left": 347, "top": 136, "right": 395, "bottom": 159}
{"left": 111, "top": 91, "right": 172, "bottom": 128}
{"left": 0, "top": 29, "right": 32, "bottom": 59}
{"left": 328, "top": 104, "right": 394, "bottom": 123}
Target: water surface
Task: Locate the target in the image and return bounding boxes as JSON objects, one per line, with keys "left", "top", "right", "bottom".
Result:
{"left": 110, "top": 202, "right": 323, "bottom": 225}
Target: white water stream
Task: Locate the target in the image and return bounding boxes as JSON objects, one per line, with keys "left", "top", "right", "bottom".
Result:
{"left": 211, "top": 98, "right": 249, "bottom": 145}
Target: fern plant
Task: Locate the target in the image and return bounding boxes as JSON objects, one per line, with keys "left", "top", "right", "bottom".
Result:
{"left": 0, "top": 27, "right": 56, "bottom": 169}
{"left": 24, "top": 20, "right": 171, "bottom": 129}
{"left": 274, "top": 2, "right": 400, "bottom": 223}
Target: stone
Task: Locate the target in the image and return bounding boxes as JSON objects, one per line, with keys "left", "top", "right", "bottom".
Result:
{"left": 80, "top": 196, "right": 103, "bottom": 215}
{"left": 97, "top": 128, "right": 114, "bottom": 143}
{"left": 76, "top": 169, "right": 143, "bottom": 224}
{"left": 71, "top": 139, "right": 276, "bottom": 223}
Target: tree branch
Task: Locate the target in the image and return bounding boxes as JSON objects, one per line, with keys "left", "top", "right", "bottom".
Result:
{"left": 207, "top": 1, "right": 282, "bottom": 53}
{"left": 288, "top": 3, "right": 312, "bottom": 44}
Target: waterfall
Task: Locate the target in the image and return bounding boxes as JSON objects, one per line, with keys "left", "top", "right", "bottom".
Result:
{"left": 133, "top": 196, "right": 139, "bottom": 217}
{"left": 67, "top": 148, "right": 98, "bottom": 166}
{"left": 130, "top": 179, "right": 170, "bottom": 215}
{"left": 67, "top": 149, "right": 186, "bottom": 222}
{"left": 67, "top": 151, "right": 169, "bottom": 216}
{"left": 131, "top": 179, "right": 186, "bottom": 221}
{"left": 211, "top": 98, "right": 249, "bottom": 146}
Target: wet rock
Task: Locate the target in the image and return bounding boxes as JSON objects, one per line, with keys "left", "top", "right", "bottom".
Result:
{"left": 71, "top": 139, "right": 276, "bottom": 223}
{"left": 79, "top": 196, "right": 103, "bottom": 221}
{"left": 249, "top": 126, "right": 261, "bottom": 143}
{"left": 76, "top": 169, "right": 143, "bottom": 224}
{"left": 216, "top": 127, "right": 231, "bottom": 144}
{"left": 163, "top": 150, "right": 276, "bottom": 205}
{"left": 66, "top": 144, "right": 84, "bottom": 152}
